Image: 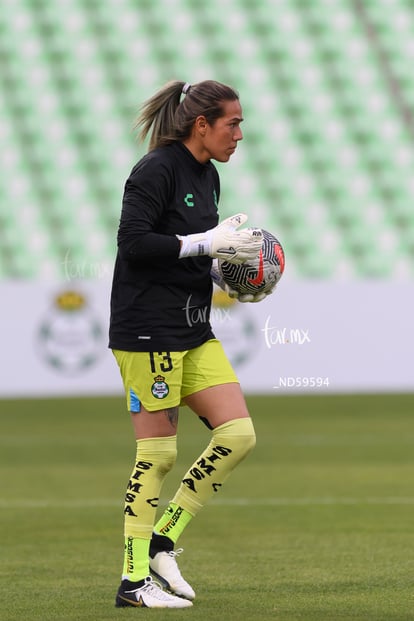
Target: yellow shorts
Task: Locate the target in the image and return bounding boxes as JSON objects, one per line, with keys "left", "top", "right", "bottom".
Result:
{"left": 113, "top": 339, "right": 238, "bottom": 412}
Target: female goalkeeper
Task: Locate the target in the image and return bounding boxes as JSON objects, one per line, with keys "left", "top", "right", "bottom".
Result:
{"left": 109, "top": 80, "right": 264, "bottom": 609}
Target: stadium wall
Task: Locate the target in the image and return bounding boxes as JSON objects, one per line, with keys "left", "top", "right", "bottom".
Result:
{"left": 0, "top": 280, "right": 412, "bottom": 399}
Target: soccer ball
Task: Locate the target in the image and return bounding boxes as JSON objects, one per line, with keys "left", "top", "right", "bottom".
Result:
{"left": 218, "top": 229, "right": 285, "bottom": 296}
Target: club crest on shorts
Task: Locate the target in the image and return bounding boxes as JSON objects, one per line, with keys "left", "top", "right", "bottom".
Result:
{"left": 151, "top": 375, "right": 169, "bottom": 399}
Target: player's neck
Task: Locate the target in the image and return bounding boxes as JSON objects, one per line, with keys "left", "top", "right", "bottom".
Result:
{"left": 181, "top": 137, "right": 211, "bottom": 165}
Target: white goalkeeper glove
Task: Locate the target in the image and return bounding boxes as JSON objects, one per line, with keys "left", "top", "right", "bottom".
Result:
{"left": 210, "top": 259, "right": 276, "bottom": 303}
{"left": 177, "top": 213, "right": 263, "bottom": 264}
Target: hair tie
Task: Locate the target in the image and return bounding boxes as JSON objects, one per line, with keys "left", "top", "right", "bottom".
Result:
{"left": 182, "top": 82, "right": 191, "bottom": 95}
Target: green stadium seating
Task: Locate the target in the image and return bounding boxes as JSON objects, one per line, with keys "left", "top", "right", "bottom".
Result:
{"left": 0, "top": 0, "right": 413, "bottom": 278}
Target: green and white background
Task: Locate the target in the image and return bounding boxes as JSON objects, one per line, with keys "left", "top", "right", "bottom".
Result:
{"left": 1, "top": 0, "right": 413, "bottom": 396}
{"left": 2, "top": 5, "right": 414, "bottom": 621}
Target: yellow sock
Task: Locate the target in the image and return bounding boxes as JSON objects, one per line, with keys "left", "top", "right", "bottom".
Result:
{"left": 153, "top": 502, "right": 194, "bottom": 544}
{"left": 122, "top": 435, "right": 177, "bottom": 581}
{"left": 122, "top": 536, "right": 150, "bottom": 582}
{"left": 168, "top": 418, "right": 256, "bottom": 521}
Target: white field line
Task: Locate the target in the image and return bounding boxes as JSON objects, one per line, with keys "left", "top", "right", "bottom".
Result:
{"left": 1, "top": 497, "right": 414, "bottom": 509}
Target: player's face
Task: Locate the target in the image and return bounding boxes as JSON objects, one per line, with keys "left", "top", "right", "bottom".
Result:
{"left": 202, "top": 99, "right": 244, "bottom": 163}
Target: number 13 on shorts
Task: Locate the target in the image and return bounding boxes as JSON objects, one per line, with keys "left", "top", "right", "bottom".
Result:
{"left": 149, "top": 352, "right": 173, "bottom": 373}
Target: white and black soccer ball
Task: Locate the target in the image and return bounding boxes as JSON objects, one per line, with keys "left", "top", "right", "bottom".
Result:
{"left": 218, "top": 229, "right": 285, "bottom": 296}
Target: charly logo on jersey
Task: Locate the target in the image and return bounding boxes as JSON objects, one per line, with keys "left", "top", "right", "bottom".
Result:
{"left": 184, "top": 193, "right": 194, "bottom": 207}
{"left": 151, "top": 375, "right": 170, "bottom": 399}
{"left": 36, "top": 290, "right": 104, "bottom": 374}
{"left": 184, "top": 190, "right": 218, "bottom": 210}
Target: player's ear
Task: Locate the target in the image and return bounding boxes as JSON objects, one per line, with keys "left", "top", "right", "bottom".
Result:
{"left": 194, "top": 115, "right": 208, "bottom": 136}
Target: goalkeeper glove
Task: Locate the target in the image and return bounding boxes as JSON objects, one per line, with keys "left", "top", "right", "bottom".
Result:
{"left": 210, "top": 258, "right": 276, "bottom": 303}
{"left": 177, "top": 213, "right": 263, "bottom": 264}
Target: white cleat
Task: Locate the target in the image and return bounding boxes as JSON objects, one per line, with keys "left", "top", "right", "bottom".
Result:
{"left": 115, "top": 576, "right": 193, "bottom": 608}
{"left": 150, "top": 548, "right": 196, "bottom": 601}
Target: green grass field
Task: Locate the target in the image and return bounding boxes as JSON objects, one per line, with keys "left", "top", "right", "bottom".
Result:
{"left": 1, "top": 393, "right": 414, "bottom": 621}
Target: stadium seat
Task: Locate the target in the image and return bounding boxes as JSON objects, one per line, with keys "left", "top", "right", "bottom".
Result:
{"left": 0, "top": 0, "right": 413, "bottom": 278}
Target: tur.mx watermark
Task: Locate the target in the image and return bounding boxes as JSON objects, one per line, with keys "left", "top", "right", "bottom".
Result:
{"left": 182, "top": 294, "right": 232, "bottom": 327}
{"left": 62, "top": 249, "right": 111, "bottom": 281}
{"left": 262, "top": 315, "right": 311, "bottom": 348}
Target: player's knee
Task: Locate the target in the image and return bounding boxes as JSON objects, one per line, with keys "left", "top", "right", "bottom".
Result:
{"left": 158, "top": 445, "right": 178, "bottom": 476}
{"left": 136, "top": 437, "right": 177, "bottom": 477}
{"left": 151, "top": 443, "right": 177, "bottom": 477}
{"left": 213, "top": 417, "right": 256, "bottom": 461}
{"left": 238, "top": 418, "right": 256, "bottom": 457}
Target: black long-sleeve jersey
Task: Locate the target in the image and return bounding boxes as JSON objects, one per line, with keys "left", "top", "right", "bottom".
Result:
{"left": 109, "top": 141, "right": 220, "bottom": 352}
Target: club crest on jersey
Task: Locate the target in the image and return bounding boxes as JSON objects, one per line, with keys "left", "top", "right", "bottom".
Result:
{"left": 151, "top": 375, "right": 169, "bottom": 399}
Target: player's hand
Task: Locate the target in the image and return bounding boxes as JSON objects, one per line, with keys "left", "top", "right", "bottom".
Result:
{"left": 226, "top": 285, "right": 276, "bottom": 303}
{"left": 209, "top": 214, "right": 263, "bottom": 264}
{"left": 177, "top": 213, "right": 263, "bottom": 264}
{"left": 211, "top": 259, "right": 276, "bottom": 303}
